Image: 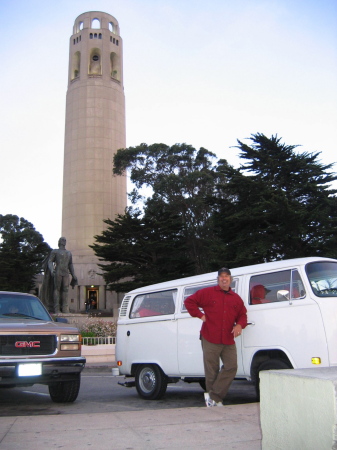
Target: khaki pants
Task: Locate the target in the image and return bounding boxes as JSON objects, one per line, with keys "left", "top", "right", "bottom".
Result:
{"left": 202, "top": 337, "right": 237, "bottom": 403}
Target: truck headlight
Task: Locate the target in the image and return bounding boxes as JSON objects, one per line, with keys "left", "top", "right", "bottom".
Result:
{"left": 60, "top": 334, "right": 81, "bottom": 350}
{"left": 60, "top": 334, "right": 81, "bottom": 342}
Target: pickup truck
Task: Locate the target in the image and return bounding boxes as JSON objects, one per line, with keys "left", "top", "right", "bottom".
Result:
{"left": 0, "top": 291, "right": 85, "bottom": 402}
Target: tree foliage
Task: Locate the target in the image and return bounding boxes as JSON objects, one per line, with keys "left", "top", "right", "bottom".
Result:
{"left": 92, "top": 134, "right": 337, "bottom": 291}
{"left": 0, "top": 214, "right": 51, "bottom": 292}
{"left": 214, "top": 133, "right": 337, "bottom": 266}
{"left": 91, "top": 206, "right": 194, "bottom": 292}
{"left": 113, "top": 143, "right": 226, "bottom": 274}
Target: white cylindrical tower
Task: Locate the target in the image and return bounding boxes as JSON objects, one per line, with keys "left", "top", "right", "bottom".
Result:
{"left": 62, "top": 12, "right": 127, "bottom": 313}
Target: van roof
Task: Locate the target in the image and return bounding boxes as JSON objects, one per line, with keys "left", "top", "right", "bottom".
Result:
{"left": 127, "top": 257, "right": 337, "bottom": 294}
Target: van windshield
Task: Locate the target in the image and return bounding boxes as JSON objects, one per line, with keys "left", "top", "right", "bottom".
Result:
{"left": 306, "top": 262, "right": 337, "bottom": 297}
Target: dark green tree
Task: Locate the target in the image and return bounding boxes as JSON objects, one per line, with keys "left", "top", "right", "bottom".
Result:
{"left": 214, "top": 133, "right": 337, "bottom": 266}
{"left": 113, "top": 143, "right": 226, "bottom": 274}
{"left": 91, "top": 206, "right": 195, "bottom": 292}
{"left": 0, "top": 214, "right": 51, "bottom": 292}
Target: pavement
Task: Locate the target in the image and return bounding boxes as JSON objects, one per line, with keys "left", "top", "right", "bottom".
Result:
{"left": 0, "top": 362, "right": 262, "bottom": 449}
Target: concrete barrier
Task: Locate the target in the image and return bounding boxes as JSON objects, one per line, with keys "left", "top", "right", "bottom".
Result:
{"left": 260, "top": 367, "right": 337, "bottom": 450}
{"left": 81, "top": 344, "right": 116, "bottom": 364}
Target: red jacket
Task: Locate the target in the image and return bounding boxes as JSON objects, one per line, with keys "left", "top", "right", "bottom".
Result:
{"left": 184, "top": 285, "right": 247, "bottom": 345}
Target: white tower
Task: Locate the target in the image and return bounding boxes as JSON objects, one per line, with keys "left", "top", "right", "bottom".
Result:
{"left": 62, "top": 12, "right": 127, "bottom": 314}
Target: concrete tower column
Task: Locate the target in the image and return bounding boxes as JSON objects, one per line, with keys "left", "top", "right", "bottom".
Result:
{"left": 62, "top": 12, "right": 127, "bottom": 314}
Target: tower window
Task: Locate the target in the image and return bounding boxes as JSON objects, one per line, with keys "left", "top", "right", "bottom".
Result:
{"left": 92, "top": 18, "right": 100, "bottom": 29}
{"left": 71, "top": 51, "right": 81, "bottom": 80}
{"left": 73, "top": 39, "right": 75, "bottom": 45}
{"left": 89, "top": 48, "right": 101, "bottom": 75}
{"left": 109, "top": 22, "right": 114, "bottom": 33}
{"left": 79, "top": 22, "right": 84, "bottom": 31}
{"left": 99, "top": 33, "right": 102, "bottom": 39}
{"left": 94, "top": 33, "right": 97, "bottom": 38}
{"left": 90, "top": 33, "right": 93, "bottom": 39}
{"left": 116, "top": 40, "right": 119, "bottom": 46}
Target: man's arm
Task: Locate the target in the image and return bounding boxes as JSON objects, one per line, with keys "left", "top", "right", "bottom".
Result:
{"left": 68, "top": 253, "right": 77, "bottom": 280}
{"left": 48, "top": 251, "right": 56, "bottom": 276}
{"left": 184, "top": 292, "right": 204, "bottom": 320}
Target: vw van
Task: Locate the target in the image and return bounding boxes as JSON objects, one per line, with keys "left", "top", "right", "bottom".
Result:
{"left": 116, "top": 257, "right": 337, "bottom": 399}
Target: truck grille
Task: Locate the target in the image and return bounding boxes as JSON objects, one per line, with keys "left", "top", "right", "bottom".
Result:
{"left": 0, "top": 335, "right": 57, "bottom": 356}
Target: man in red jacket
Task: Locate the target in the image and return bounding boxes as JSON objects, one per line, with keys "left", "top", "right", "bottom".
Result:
{"left": 184, "top": 267, "right": 247, "bottom": 407}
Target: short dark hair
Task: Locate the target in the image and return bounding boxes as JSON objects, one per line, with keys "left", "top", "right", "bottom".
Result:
{"left": 218, "top": 267, "right": 231, "bottom": 276}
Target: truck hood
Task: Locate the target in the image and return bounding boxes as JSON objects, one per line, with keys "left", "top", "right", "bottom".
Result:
{"left": 0, "top": 318, "right": 80, "bottom": 333}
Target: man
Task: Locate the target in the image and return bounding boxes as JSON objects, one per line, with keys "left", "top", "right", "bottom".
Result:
{"left": 184, "top": 267, "right": 247, "bottom": 407}
{"left": 48, "top": 237, "right": 77, "bottom": 314}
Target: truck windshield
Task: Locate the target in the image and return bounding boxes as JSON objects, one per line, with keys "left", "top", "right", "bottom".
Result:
{"left": 0, "top": 294, "right": 51, "bottom": 321}
{"left": 306, "top": 262, "right": 337, "bottom": 297}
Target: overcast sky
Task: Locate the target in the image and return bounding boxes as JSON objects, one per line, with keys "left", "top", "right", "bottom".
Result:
{"left": 1, "top": 0, "right": 336, "bottom": 248}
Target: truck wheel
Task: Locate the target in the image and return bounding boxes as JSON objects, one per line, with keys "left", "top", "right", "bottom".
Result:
{"left": 255, "top": 359, "right": 291, "bottom": 399}
{"left": 49, "top": 375, "right": 81, "bottom": 403}
{"left": 135, "top": 364, "right": 167, "bottom": 400}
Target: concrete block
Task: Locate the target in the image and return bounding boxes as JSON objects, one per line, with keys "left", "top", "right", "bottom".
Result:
{"left": 260, "top": 367, "right": 337, "bottom": 450}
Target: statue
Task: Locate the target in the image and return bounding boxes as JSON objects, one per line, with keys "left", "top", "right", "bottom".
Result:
{"left": 46, "top": 237, "right": 77, "bottom": 313}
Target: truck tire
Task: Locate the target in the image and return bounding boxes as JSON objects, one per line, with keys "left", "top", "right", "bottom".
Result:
{"left": 255, "top": 359, "right": 291, "bottom": 398}
{"left": 48, "top": 375, "right": 81, "bottom": 403}
{"left": 135, "top": 364, "right": 167, "bottom": 400}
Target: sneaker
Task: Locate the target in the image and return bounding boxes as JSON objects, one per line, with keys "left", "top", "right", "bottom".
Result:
{"left": 204, "top": 392, "right": 223, "bottom": 407}
{"left": 204, "top": 392, "right": 216, "bottom": 407}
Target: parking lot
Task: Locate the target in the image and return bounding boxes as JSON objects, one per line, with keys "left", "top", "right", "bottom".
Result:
{"left": 0, "top": 367, "right": 258, "bottom": 416}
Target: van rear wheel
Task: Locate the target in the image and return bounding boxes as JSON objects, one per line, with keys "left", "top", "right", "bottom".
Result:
{"left": 255, "top": 359, "right": 292, "bottom": 399}
{"left": 135, "top": 364, "right": 168, "bottom": 400}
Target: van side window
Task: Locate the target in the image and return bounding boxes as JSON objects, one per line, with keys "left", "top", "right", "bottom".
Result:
{"left": 130, "top": 289, "right": 177, "bottom": 318}
{"left": 181, "top": 282, "right": 217, "bottom": 312}
{"left": 249, "top": 269, "right": 305, "bottom": 305}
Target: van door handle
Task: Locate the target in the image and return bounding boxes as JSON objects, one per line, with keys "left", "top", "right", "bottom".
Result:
{"left": 247, "top": 322, "right": 255, "bottom": 326}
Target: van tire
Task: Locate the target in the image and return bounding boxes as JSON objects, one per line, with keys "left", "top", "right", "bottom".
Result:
{"left": 255, "top": 359, "right": 291, "bottom": 399}
{"left": 135, "top": 364, "right": 168, "bottom": 400}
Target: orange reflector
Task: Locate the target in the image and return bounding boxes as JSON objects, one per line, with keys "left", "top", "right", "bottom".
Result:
{"left": 117, "top": 361, "right": 122, "bottom": 366}
{"left": 311, "top": 357, "right": 321, "bottom": 365}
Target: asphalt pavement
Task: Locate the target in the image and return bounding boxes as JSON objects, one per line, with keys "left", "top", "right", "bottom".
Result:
{"left": 0, "top": 362, "right": 262, "bottom": 449}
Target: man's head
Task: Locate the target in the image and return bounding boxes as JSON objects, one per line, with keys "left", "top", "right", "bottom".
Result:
{"left": 58, "top": 237, "right": 66, "bottom": 248}
{"left": 217, "top": 267, "right": 232, "bottom": 291}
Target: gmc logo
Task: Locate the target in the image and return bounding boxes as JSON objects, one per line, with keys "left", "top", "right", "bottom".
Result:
{"left": 15, "top": 341, "right": 41, "bottom": 348}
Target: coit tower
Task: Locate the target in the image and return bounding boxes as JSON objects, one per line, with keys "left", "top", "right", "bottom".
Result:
{"left": 61, "top": 11, "right": 127, "bottom": 314}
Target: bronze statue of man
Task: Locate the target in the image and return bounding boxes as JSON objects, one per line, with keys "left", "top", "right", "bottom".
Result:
{"left": 48, "top": 237, "right": 77, "bottom": 313}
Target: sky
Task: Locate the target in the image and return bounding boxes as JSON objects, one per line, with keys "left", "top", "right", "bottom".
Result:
{"left": 1, "top": 0, "right": 336, "bottom": 248}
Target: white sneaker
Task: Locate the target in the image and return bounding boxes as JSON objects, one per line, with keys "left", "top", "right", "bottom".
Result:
{"left": 204, "top": 392, "right": 216, "bottom": 407}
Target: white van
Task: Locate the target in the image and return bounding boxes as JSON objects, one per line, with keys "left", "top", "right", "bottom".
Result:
{"left": 116, "top": 257, "right": 337, "bottom": 399}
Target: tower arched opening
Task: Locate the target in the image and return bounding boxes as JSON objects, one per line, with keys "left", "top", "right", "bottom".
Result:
{"left": 89, "top": 48, "right": 101, "bottom": 75}
{"left": 71, "top": 51, "right": 81, "bottom": 80}
{"left": 110, "top": 52, "right": 120, "bottom": 81}
{"left": 92, "top": 18, "right": 100, "bottom": 29}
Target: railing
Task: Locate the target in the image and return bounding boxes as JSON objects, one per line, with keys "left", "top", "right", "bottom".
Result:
{"left": 82, "top": 336, "right": 116, "bottom": 345}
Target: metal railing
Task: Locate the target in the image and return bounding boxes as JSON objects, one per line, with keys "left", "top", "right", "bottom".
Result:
{"left": 82, "top": 336, "right": 116, "bottom": 346}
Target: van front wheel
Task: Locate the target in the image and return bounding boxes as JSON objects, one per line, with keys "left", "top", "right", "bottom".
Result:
{"left": 135, "top": 364, "right": 168, "bottom": 400}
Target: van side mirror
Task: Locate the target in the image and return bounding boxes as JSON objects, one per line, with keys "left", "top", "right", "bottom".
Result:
{"left": 277, "top": 290, "right": 289, "bottom": 301}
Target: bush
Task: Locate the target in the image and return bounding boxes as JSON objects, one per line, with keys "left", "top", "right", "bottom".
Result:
{"left": 78, "top": 318, "right": 116, "bottom": 337}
